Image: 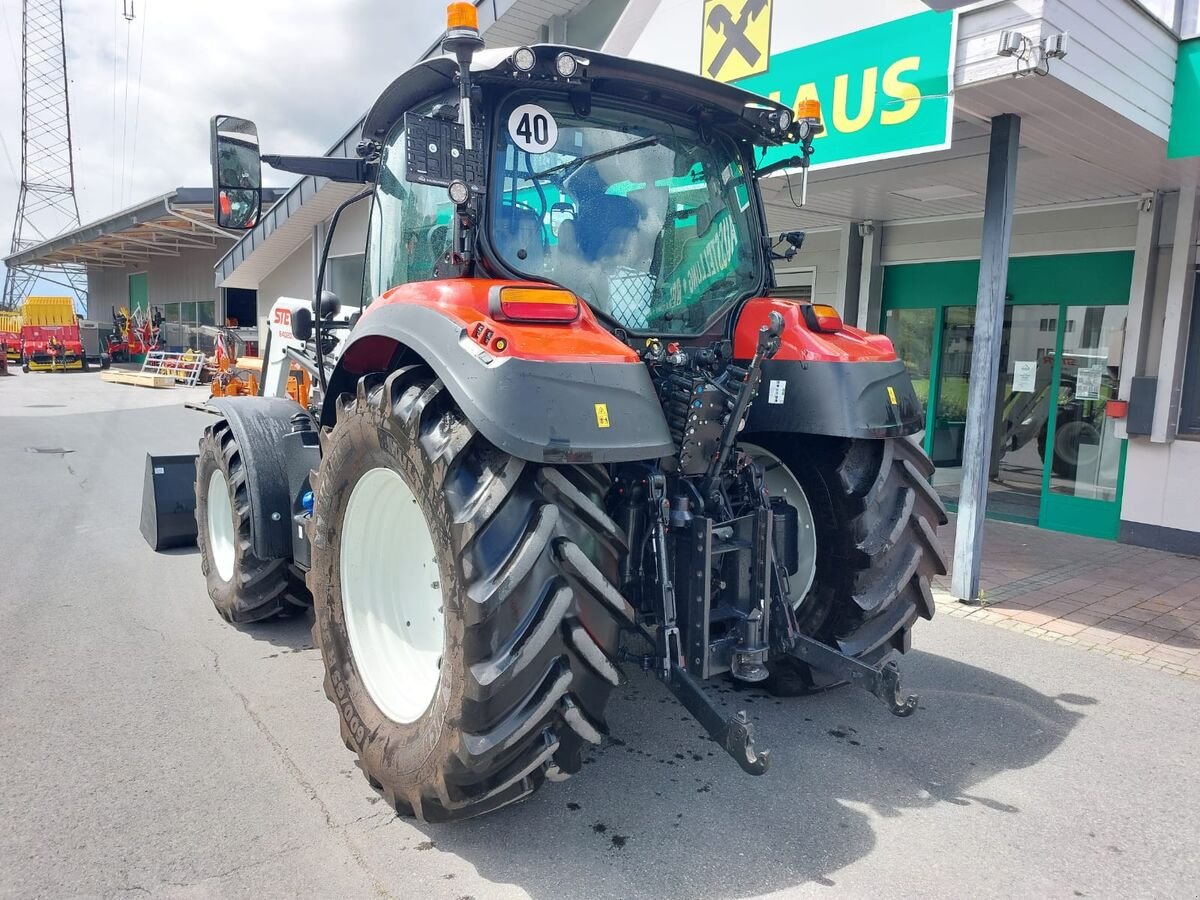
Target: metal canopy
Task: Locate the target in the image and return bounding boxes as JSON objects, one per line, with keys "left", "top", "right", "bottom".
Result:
{"left": 3, "top": 187, "right": 287, "bottom": 271}
{"left": 760, "top": 74, "right": 1196, "bottom": 234}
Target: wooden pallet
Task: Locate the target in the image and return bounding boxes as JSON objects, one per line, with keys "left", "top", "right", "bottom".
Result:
{"left": 100, "top": 370, "right": 175, "bottom": 389}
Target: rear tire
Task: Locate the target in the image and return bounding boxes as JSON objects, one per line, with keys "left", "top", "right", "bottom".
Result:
{"left": 195, "top": 419, "right": 302, "bottom": 623}
{"left": 308, "top": 367, "right": 628, "bottom": 822}
{"left": 752, "top": 435, "right": 948, "bottom": 695}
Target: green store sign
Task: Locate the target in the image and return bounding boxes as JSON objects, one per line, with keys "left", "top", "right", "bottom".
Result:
{"left": 733, "top": 10, "right": 956, "bottom": 170}
{"left": 1169, "top": 37, "right": 1200, "bottom": 159}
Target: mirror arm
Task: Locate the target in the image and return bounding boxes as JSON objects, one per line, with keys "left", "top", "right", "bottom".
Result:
{"left": 261, "top": 154, "right": 367, "bottom": 184}
{"left": 754, "top": 155, "right": 804, "bottom": 180}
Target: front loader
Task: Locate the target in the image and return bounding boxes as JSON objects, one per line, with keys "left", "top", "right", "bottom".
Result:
{"left": 193, "top": 4, "right": 947, "bottom": 822}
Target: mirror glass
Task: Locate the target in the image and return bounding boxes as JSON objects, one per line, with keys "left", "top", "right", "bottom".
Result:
{"left": 211, "top": 115, "right": 262, "bottom": 230}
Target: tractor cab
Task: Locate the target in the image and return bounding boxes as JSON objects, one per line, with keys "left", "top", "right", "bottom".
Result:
{"left": 357, "top": 42, "right": 815, "bottom": 340}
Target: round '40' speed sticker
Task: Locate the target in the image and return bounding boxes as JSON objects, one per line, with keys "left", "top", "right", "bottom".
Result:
{"left": 507, "top": 104, "right": 558, "bottom": 154}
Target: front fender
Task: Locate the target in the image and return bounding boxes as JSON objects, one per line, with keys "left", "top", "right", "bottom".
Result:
{"left": 208, "top": 396, "right": 317, "bottom": 560}
{"left": 325, "top": 301, "right": 675, "bottom": 464}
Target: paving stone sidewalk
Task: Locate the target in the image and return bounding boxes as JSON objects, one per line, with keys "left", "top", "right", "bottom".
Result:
{"left": 932, "top": 516, "right": 1200, "bottom": 678}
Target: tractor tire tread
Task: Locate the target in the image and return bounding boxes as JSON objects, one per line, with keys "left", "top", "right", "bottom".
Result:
{"left": 308, "top": 371, "right": 626, "bottom": 822}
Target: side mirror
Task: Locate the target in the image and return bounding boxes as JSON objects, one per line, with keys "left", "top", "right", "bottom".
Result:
{"left": 210, "top": 115, "right": 263, "bottom": 230}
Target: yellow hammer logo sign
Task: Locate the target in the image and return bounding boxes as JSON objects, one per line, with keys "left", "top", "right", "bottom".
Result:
{"left": 702, "top": 0, "right": 771, "bottom": 83}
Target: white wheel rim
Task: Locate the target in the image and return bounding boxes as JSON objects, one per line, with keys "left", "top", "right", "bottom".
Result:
{"left": 743, "top": 444, "right": 819, "bottom": 608}
{"left": 206, "top": 469, "right": 236, "bottom": 582}
{"left": 340, "top": 466, "right": 444, "bottom": 724}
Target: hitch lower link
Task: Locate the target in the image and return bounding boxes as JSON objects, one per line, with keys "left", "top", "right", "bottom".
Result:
{"left": 786, "top": 632, "right": 919, "bottom": 717}
{"left": 666, "top": 661, "right": 770, "bottom": 776}
{"left": 657, "top": 635, "right": 919, "bottom": 778}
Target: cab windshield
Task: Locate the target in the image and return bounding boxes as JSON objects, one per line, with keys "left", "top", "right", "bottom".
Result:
{"left": 490, "top": 96, "right": 764, "bottom": 334}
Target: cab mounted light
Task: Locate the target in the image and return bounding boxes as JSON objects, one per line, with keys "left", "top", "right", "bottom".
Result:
{"left": 494, "top": 286, "right": 581, "bottom": 323}
{"left": 555, "top": 51, "right": 580, "bottom": 78}
{"left": 447, "top": 179, "right": 470, "bottom": 205}
{"left": 512, "top": 46, "right": 536, "bottom": 72}
{"left": 801, "top": 303, "right": 843, "bottom": 333}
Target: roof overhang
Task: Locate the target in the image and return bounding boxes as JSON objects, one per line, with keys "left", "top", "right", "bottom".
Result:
{"left": 4, "top": 188, "right": 286, "bottom": 271}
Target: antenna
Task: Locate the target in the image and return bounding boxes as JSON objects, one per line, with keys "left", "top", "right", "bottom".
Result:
{"left": 3, "top": 0, "right": 87, "bottom": 312}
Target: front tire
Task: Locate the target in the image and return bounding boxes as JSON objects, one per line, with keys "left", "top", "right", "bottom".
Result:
{"left": 750, "top": 435, "right": 948, "bottom": 694}
{"left": 308, "top": 367, "right": 628, "bottom": 822}
{"left": 195, "top": 420, "right": 301, "bottom": 623}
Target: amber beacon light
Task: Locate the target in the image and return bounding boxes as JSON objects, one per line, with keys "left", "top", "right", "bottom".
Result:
{"left": 446, "top": 2, "right": 478, "bottom": 31}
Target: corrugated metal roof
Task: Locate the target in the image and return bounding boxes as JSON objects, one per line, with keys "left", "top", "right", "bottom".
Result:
{"left": 4, "top": 187, "right": 286, "bottom": 271}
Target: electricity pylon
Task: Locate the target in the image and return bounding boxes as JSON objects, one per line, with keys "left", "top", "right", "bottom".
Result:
{"left": 3, "top": 0, "right": 87, "bottom": 312}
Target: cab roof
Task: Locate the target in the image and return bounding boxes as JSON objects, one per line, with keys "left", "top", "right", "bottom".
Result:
{"left": 361, "top": 43, "right": 801, "bottom": 150}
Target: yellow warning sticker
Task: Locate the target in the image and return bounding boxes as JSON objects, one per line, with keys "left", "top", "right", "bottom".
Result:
{"left": 595, "top": 403, "right": 611, "bottom": 428}
{"left": 886, "top": 385, "right": 898, "bottom": 405}
{"left": 701, "top": 0, "right": 772, "bottom": 84}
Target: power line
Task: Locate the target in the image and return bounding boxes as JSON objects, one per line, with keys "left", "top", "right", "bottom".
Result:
{"left": 110, "top": 0, "right": 118, "bottom": 209}
{"left": 124, "top": 0, "right": 147, "bottom": 208}
{"left": 118, "top": 9, "right": 133, "bottom": 205}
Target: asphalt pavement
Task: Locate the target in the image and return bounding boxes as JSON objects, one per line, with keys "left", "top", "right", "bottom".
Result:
{"left": 1, "top": 370, "right": 1197, "bottom": 899}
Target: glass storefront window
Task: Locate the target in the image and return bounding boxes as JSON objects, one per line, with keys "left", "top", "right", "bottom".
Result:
{"left": 931, "top": 306, "right": 974, "bottom": 468}
{"left": 884, "top": 307, "right": 935, "bottom": 412}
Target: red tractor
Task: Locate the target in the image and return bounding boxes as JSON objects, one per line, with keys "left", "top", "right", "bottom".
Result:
{"left": 193, "top": 6, "right": 946, "bottom": 821}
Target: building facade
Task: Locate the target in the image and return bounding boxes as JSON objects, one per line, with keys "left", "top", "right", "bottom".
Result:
{"left": 214, "top": 0, "right": 1200, "bottom": 552}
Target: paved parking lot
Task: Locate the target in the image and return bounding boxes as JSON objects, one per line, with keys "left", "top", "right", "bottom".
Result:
{"left": 2, "top": 370, "right": 1199, "bottom": 899}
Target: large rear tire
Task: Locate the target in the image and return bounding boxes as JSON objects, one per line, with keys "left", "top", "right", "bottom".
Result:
{"left": 307, "top": 367, "right": 628, "bottom": 822}
{"left": 749, "top": 435, "right": 948, "bottom": 694}
{"left": 195, "top": 420, "right": 304, "bottom": 623}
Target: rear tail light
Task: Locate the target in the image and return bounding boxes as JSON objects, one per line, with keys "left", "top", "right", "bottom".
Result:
{"left": 496, "top": 287, "right": 580, "bottom": 323}
{"left": 801, "top": 303, "right": 843, "bottom": 333}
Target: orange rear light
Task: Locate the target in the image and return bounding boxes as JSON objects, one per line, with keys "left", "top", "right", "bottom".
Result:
{"left": 497, "top": 287, "right": 580, "bottom": 323}
{"left": 802, "top": 303, "right": 843, "bottom": 333}
{"left": 447, "top": 2, "right": 478, "bottom": 30}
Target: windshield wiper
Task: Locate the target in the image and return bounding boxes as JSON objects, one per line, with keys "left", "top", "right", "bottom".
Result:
{"left": 532, "top": 136, "right": 660, "bottom": 180}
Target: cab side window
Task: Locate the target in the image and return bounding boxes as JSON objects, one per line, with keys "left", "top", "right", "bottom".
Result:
{"left": 363, "top": 105, "right": 455, "bottom": 304}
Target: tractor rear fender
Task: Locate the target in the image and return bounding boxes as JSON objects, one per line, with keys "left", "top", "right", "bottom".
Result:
{"left": 208, "top": 396, "right": 320, "bottom": 562}
{"left": 323, "top": 283, "right": 675, "bottom": 464}
{"left": 736, "top": 297, "right": 924, "bottom": 439}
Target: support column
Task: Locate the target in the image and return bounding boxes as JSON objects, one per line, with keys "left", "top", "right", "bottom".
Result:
{"left": 1152, "top": 175, "right": 1200, "bottom": 443}
{"left": 857, "top": 221, "right": 883, "bottom": 331}
{"left": 836, "top": 221, "right": 864, "bottom": 324}
{"left": 951, "top": 114, "right": 1020, "bottom": 603}
{"left": 1115, "top": 192, "right": 1162, "bottom": 440}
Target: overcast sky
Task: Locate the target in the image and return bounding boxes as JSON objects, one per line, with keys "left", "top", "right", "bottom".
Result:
{"left": 0, "top": 0, "right": 450, "bottom": 297}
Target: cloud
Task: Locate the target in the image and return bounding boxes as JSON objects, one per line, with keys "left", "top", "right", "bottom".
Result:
{"left": 0, "top": 0, "right": 449, "bottom": 294}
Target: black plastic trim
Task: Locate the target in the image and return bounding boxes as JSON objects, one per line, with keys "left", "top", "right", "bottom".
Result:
{"left": 743, "top": 359, "right": 924, "bottom": 440}
{"left": 1119, "top": 519, "right": 1200, "bottom": 555}
{"left": 325, "top": 303, "right": 675, "bottom": 464}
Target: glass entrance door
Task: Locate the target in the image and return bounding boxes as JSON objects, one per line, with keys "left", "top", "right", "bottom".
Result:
{"left": 924, "top": 304, "right": 1060, "bottom": 524}
{"left": 1039, "top": 305, "right": 1127, "bottom": 539}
